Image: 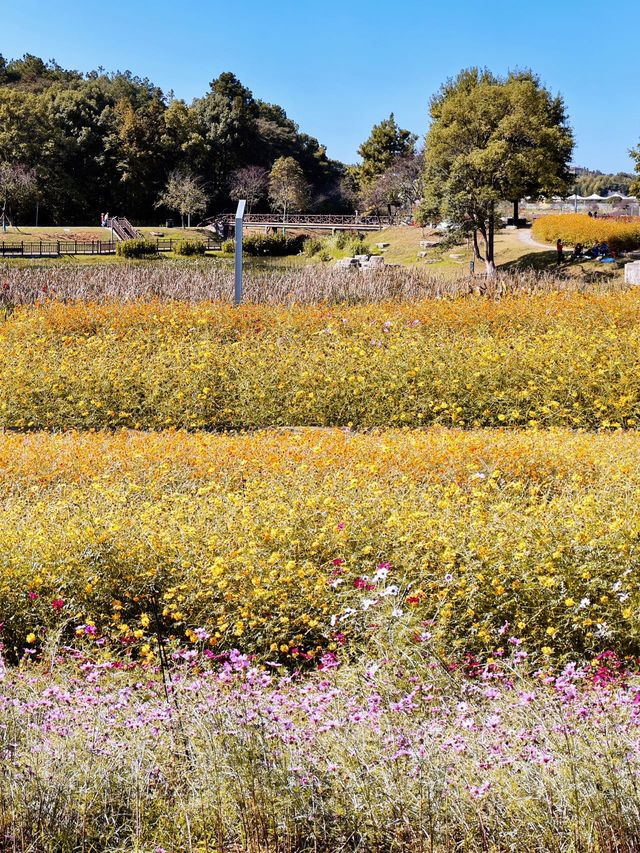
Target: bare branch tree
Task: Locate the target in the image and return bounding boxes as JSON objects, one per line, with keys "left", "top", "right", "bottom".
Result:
{"left": 229, "top": 165, "right": 269, "bottom": 213}
{"left": 361, "top": 154, "right": 423, "bottom": 223}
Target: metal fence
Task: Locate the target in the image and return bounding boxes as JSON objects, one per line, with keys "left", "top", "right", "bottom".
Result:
{"left": 0, "top": 238, "right": 221, "bottom": 258}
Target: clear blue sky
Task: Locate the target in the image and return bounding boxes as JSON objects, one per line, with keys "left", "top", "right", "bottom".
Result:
{"left": 3, "top": 0, "right": 639, "bottom": 173}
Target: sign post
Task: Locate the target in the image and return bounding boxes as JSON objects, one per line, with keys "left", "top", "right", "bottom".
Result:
{"left": 234, "top": 199, "right": 246, "bottom": 306}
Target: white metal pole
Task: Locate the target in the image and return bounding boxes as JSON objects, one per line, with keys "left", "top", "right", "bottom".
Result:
{"left": 234, "top": 199, "right": 246, "bottom": 306}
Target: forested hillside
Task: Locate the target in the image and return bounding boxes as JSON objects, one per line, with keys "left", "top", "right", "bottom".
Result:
{"left": 0, "top": 54, "right": 347, "bottom": 223}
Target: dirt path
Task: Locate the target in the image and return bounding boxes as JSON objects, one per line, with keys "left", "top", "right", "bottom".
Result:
{"left": 517, "top": 228, "right": 552, "bottom": 250}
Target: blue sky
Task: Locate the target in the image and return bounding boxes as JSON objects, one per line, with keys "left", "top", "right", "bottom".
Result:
{"left": 2, "top": 0, "right": 639, "bottom": 173}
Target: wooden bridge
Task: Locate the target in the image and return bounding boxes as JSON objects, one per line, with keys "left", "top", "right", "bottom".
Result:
{"left": 107, "top": 216, "right": 140, "bottom": 240}
{"left": 205, "top": 213, "right": 392, "bottom": 235}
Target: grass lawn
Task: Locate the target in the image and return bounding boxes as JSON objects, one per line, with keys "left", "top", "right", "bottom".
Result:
{"left": 138, "top": 226, "right": 212, "bottom": 242}
{"left": 0, "top": 225, "right": 111, "bottom": 243}
{"left": 0, "top": 222, "right": 628, "bottom": 282}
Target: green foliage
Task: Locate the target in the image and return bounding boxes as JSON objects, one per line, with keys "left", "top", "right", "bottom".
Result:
{"left": 269, "top": 157, "right": 309, "bottom": 215}
{"left": 347, "top": 237, "right": 371, "bottom": 255}
{"left": 334, "top": 231, "right": 353, "bottom": 250}
{"left": 115, "top": 239, "right": 159, "bottom": 258}
{"left": 631, "top": 145, "right": 640, "bottom": 198}
{"left": 242, "top": 233, "right": 306, "bottom": 256}
{"left": 303, "top": 236, "right": 324, "bottom": 256}
{"left": 357, "top": 114, "right": 417, "bottom": 184}
{"left": 575, "top": 168, "right": 635, "bottom": 197}
{"left": 0, "top": 56, "right": 347, "bottom": 223}
{"left": 173, "top": 239, "right": 206, "bottom": 256}
{"left": 221, "top": 239, "right": 235, "bottom": 254}
{"left": 423, "top": 67, "right": 574, "bottom": 272}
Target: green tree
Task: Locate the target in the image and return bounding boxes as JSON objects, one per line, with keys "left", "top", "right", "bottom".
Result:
{"left": 357, "top": 114, "right": 417, "bottom": 184}
{"left": 268, "top": 157, "right": 309, "bottom": 218}
{"left": 192, "top": 72, "right": 259, "bottom": 201}
{"left": 0, "top": 54, "right": 352, "bottom": 223}
{"left": 0, "top": 162, "right": 37, "bottom": 230}
{"left": 499, "top": 70, "right": 574, "bottom": 222}
{"left": 421, "top": 68, "right": 573, "bottom": 275}
{"left": 575, "top": 169, "right": 635, "bottom": 197}
{"left": 630, "top": 145, "right": 640, "bottom": 197}
{"left": 156, "top": 170, "right": 208, "bottom": 227}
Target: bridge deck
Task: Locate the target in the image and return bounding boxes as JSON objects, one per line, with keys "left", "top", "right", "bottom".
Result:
{"left": 207, "top": 213, "right": 391, "bottom": 232}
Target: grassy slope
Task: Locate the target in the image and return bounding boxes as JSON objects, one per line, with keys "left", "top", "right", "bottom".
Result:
{"left": 0, "top": 223, "right": 627, "bottom": 280}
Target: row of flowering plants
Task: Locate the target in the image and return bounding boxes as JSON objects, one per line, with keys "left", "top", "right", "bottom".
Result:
{"left": 1, "top": 640, "right": 640, "bottom": 850}
{"left": 532, "top": 213, "right": 640, "bottom": 251}
{"left": 1, "top": 292, "right": 640, "bottom": 429}
{"left": 2, "top": 427, "right": 640, "bottom": 665}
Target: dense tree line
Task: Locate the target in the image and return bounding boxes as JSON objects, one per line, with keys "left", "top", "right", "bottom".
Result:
{"left": 0, "top": 54, "right": 348, "bottom": 224}
{"left": 3, "top": 53, "right": 635, "bottom": 243}
{"left": 574, "top": 168, "right": 636, "bottom": 197}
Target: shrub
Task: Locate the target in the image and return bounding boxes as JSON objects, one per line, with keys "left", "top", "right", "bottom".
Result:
{"left": 335, "top": 230, "right": 354, "bottom": 250}
{"left": 303, "top": 236, "right": 324, "bottom": 257}
{"left": 348, "top": 237, "right": 371, "bottom": 256}
{"left": 221, "top": 239, "right": 235, "bottom": 254}
{"left": 115, "top": 239, "right": 159, "bottom": 259}
{"left": 242, "top": 233, "right": 306, "bottom": 256}
{"left": 532, "top": 213, "right": 640, "bottom": 252}
{"left": 173, "top": 239, "right": 206, "bottom": 256}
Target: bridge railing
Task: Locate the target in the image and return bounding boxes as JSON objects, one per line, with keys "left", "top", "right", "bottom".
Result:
{"left": 0, "top": 240, "right": 118, "bottom": 257}
{"left": 119, "top": 217, "right": 140, "bottom": 239}
{"left": 0, "top": 237, "right": 220, "bottom": 257}
{"left": 214, "top": 213, "right": 392, "bottom": 227}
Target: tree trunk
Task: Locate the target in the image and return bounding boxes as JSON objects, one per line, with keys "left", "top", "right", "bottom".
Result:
{"left": 485, "top": 205, "right": 496, "bottom": 276}
{"left": 513, "top": 199, "right": 519, "bottom": 225}
{"left": 187, "top": 212, "right": 191, "bottom": 228}
{"left": 473, "top": 230, "right": 484, "bottom": 260}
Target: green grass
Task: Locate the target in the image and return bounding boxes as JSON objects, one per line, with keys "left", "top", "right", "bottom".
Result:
{"left": 0, "top": 222, "right": 627, "bottom": 281}
{"left": 137, "top": 226, "right": 211, "bottom": 242}
{"left": 0, "top": 225, "right": 111, "bottom": 243}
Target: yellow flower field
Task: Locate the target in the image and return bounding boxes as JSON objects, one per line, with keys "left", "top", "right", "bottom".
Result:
{"left": 2, "top": 427, "right": 640, "bottom": 662}
{"left": 532, "top": 213, "right": 640, "bottom": 251}
{"left": 2, "top": 292, "right": 640, "bottom": 429}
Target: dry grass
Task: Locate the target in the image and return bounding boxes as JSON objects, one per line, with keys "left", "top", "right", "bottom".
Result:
{"left": 0, "top": 262, "right": 629, "bottom": 306}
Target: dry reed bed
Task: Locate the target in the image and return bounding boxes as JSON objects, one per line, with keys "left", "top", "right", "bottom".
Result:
{"left": 0, "top": 262, "right": 626, "bottom": 305}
